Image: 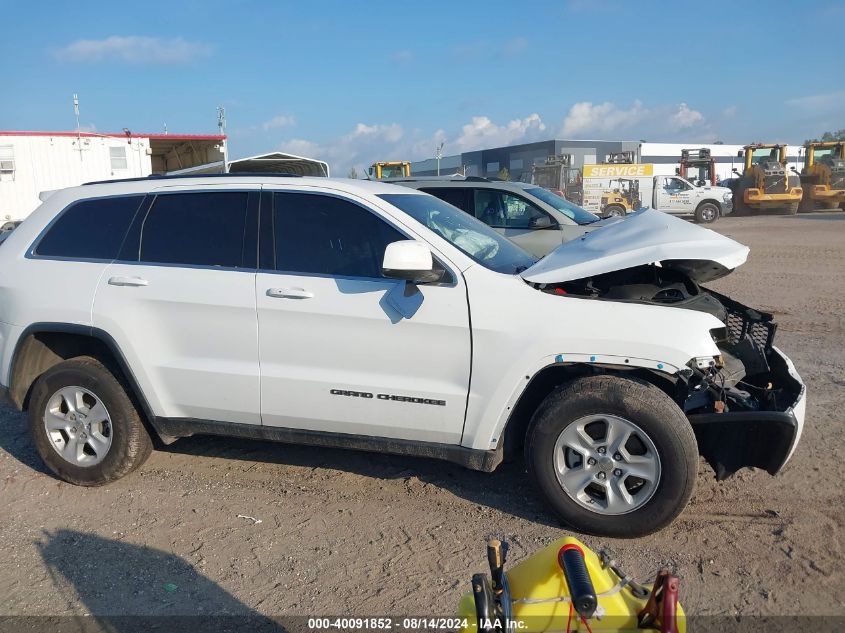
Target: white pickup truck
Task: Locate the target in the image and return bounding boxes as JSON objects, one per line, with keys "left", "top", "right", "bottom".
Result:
{"left": 583, "top": 167, "right": 734, "bottom": 223}
{"left": 0, "top": 176, "right": 804, "bottom": 537}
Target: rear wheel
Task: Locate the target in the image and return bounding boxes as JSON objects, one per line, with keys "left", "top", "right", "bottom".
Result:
{"left": 604, "top": 205, "right": 626, "bottom": 218}
{"left": 526, "top": 375, "right": 698, "bottom": 537}
{"left": 28, "top": 356, "right": 153, "bottom": 486}
{"left": 694, "top": 202, "right": 719, "bottom": 224}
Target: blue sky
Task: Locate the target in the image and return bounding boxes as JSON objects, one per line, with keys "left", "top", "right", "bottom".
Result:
{"left": 2, "top": 0, "right": 844, "bottom": 174}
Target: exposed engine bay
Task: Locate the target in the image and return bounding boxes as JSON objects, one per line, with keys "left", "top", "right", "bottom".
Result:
{"left": 533, "top": 264, "right": 805, "bottom": 478}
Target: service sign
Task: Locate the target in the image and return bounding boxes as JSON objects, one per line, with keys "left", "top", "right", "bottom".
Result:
{"left": 582, "top": 163, "right": 654, "bottom": 178}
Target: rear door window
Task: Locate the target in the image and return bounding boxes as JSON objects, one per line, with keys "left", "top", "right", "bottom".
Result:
{"left": 272, "top": 192, "right": 405, "bottom": 278}
{"left": 34, "top": 195, "right": 144, "bottom": 260}
{"left": 139, "top": 192, "right": 251, "bottom": 268}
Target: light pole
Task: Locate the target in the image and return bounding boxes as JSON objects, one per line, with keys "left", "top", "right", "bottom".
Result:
{"left": 435, "top": 141, "right": 445, "bottom": 176}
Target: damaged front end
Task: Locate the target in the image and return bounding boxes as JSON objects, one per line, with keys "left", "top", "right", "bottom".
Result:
{"left": 536, "top": 265, "right": 806, "bottom": 480}
{"left": 681, "top": 288, "right": 805, "bottom": 479}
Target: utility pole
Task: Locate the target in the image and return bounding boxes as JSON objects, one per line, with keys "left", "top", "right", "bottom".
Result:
{"left": 435, "top": 141, "right": 445, "bottom": 176}
{"left": 73, "top": 94, "right": 83, "bottom": 161}
{"left": 217, "top": 106, "right": 228, "bottom": 172}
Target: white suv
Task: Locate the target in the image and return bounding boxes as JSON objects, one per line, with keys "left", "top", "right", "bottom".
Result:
{"left": 0, "top": 175, "right": 806, "bottom": 536}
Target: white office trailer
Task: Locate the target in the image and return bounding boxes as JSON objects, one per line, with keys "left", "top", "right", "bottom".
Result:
{"left": 0, "top": 131, "right": 226, "bottom": 227}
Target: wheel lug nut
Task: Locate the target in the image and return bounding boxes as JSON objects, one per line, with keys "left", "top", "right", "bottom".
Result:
{"left": 614, "top": 469, "right": 623, "bottom": 477}
{"left": 71, "top": 427, "right": 77, "bottom": 433}
{"left": 587, "top": 457, "right": 596, "bottom": 466}
{"left": 614, "top": 453, "right": 622, "bottom": 461}
{"left": 597, "top": 472, "right": 606, "bottom": 480}
{"left": 597, "top": 447, "right": 606, "bottom": 454}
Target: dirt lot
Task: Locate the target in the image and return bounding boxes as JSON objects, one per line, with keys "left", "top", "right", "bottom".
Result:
{"left": 1, "top": 213, "right": 843, "bottom": 624}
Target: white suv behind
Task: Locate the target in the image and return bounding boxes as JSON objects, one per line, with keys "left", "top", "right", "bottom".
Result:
{"left": 0, "top": 175, "right": 806, "bottom": 536}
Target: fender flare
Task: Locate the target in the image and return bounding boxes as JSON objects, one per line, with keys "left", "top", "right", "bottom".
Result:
{"left": 7, "top": 322, "right": 162, "bottom": 436}
{"left": 484, "top": 352, "right": 683, "bottom": 451}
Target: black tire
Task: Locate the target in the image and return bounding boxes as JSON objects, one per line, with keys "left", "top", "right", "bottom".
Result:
{"left": 604, "top": 205, "right": 626, "bottom": 218}
{"left": 526, "top": 375, "right": 698, "bottom": 537}
{"left": 28, "top": 356, "right": 153, "bottom": 486}
{"left": 694, "top": 202, "right": 719, "bottom": 224}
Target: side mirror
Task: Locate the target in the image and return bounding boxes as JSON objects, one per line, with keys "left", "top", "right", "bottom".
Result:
{"left": 382, "top": 240, "right": 443, "bottom": 284}
{"left": 732, "top": 168, "right": 740, "bottom": 175}
{"left": 528, "top": 215, "right": 554, "bottom": 229}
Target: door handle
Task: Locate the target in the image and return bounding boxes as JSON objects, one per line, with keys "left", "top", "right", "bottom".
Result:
{"left": 267, "top": 287, "right": 314, "bottom": 299}
{"left": 108, "top": 276, "right": 149, "bottom": 287}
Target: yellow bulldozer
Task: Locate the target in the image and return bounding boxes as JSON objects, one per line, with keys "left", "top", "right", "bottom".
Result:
{"left": 368, "top": 161, "right": 411, "bottom": 179}
{"left": 731, "top": 144, "right": 802, "bottom": 215}
{"left": 798, "top": 140, "right": 845, "bottom": 211}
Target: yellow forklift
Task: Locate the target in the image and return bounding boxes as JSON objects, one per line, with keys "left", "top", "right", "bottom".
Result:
{"left": 600, "top": 178, "right": 641, "bottom": 217}
{"left": 368, "top": 161, "right": 411, "bottom": 179}
{"left": 731, "top": 144, "right": 802, "bottom": 215}
{"left": 798, "top": 141, "right": 845, "bottom": 211}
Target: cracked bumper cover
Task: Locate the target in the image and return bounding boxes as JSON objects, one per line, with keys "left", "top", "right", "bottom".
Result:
{"left": 687, "top": 346, "right": 806, "bottom": 480}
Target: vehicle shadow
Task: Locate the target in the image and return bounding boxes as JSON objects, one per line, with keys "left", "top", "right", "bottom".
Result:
{"left": 33, "top": 529, "right": 285, "bottom": 632}
{"left": 161, "top": 433, "right": 559, "bottom": 528}
{"left": 0, "top": 403, "right": 557, "bottom": 527}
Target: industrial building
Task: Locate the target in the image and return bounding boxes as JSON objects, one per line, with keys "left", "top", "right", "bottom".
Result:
{"left": 409, "top": 139, "right": 803, "bottom": 183}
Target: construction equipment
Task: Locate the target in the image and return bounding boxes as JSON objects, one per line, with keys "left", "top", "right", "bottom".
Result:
{"left": 531, "top": 154, "right": 583, "bottom": 205}
{"left": 798, "top": 141, "right": 845, "bottom": 211}
{"left": 604, "top": 151, "right": 636, "bottom": 164}
{"left": 368, "top": 161, "right": 411, "bottom": 179}
{"left": 600, "top": 178, "right": 642, "bottom": 217}
{"left": 459, "top": 537, "right": 685, "bottom": 633}
{"left": 678, "top": 148, "right": 716, "bottom": 186}
{"left": 731, "top": 144, "right": 802, "bottom": 215}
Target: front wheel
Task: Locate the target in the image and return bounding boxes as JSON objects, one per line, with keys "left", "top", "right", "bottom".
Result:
{"left": 526, "top": 375, "right": 698, "bottom": 537}
{"left": 604, "top": 205, "right": 626, "bottom": 218}
{"left": 694, "top": 202, "right": 719, "bottom": 224}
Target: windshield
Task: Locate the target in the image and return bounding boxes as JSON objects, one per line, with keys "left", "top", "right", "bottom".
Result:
{"left": 751, "top": 147, "right": 780, "bottom": 164}
{"left": 378, "top": 193, "right": 538, "bottom": 274}
{"left": 525, "top": 187, "right": 600, "bottom": 224}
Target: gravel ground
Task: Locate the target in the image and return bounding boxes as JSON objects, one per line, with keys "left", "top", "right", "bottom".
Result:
{"left": 1, "top": 212, "right": 843, "bottom": 624}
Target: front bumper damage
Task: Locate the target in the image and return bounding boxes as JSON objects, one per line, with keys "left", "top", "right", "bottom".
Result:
{"left": 687, "top": 346, "right": 806, "bottom": 480}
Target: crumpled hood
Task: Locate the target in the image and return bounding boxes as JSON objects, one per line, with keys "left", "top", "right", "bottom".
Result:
{"left": 521, "top": 207, "right": 749, "bottom": 284}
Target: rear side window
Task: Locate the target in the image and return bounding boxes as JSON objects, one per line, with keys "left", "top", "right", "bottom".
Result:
{"left": 139, "top": 192, "right": 250, "bottom": 268}
{"left": 272, "top": 192, "right": 405, "bottom": 278}
{"left": 34, "top": 195, "right": 143, "bottom": 260}
{"left": 419, "top": 187, "right": 470, "bottom": 213}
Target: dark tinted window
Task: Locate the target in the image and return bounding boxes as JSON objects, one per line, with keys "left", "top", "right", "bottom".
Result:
{"left": 140, "top": 192, "right": 250, "bottom": 268}
{"left": 35, "top": 195, "right": 142, "bottom": 259}
{"left": 420, "top": 187, "right": 469, "bottom": 213}
{"left": 273, "top": 193, "right": 405, "bottom": 278}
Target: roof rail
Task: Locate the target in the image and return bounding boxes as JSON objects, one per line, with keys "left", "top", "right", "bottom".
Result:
{"left": 83, "top": 172, "right": 303, "bottom": 186}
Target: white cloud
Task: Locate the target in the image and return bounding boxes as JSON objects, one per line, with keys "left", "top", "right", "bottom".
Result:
{"left": 391, "top": 50, "right": 413, "bottom": 63}
{"left": 562, "top": 100, "right": 647, "bottom": 136}
{"left": 451, "top": 114, "right": 546, "bottom": 152}
{"left": 785, "top": 90, "right": 845, "bottom": 112}
{"left": 670, "top": 102, "right": 704, "bottom": 129}
{"left": 721, "top": 105, "right": 738, "bottom": 118}
{"left": 501, "top": 37, "right": 528, "bottom": 56}
{"left": 278, "top": 114, "right": 546, "bottom": 176}
{"left": 55, "top": 36, "right": 212, "bottom": 64}
{"left": 262, "top": 115, "right": 296, "bottom": 131}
